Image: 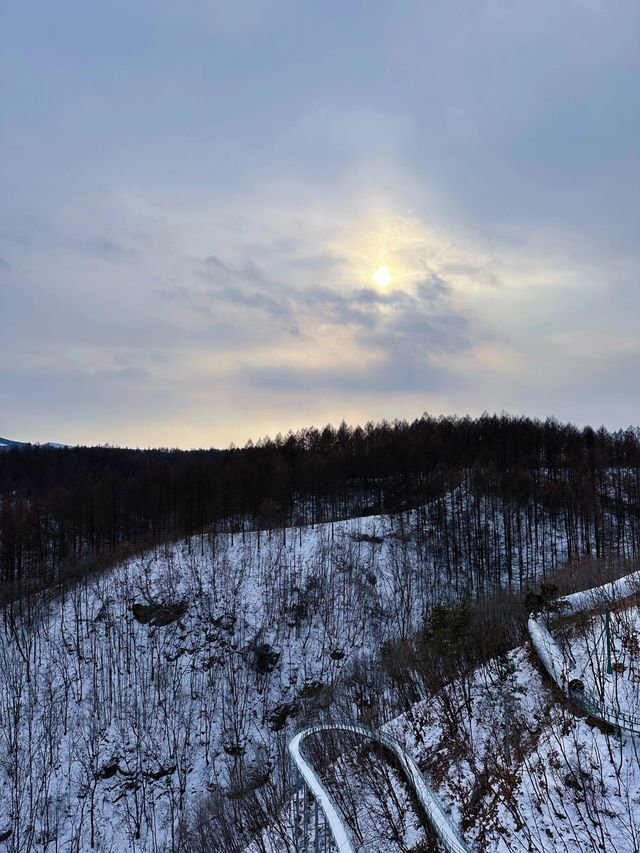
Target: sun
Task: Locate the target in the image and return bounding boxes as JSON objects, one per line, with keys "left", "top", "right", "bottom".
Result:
{"left": 373, "top": 265, "right": 392, "bottom": 287}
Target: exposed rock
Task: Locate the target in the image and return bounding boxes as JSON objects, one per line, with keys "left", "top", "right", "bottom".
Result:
{"left": 351, "top": 533, "right": 384, "bottom": 544}
{"left": 95, "top": 760, "right": 120, "bottom": 780}
{"left": 131, "top": 601, "right": 187, "bottom": 626}
{"left": 269, "top": 701, "right": 299, "bottom": 731}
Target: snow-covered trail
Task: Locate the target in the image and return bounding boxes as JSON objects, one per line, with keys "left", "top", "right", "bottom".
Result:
{"left": 288, "top": 722, "right": 471, "bottom": 853}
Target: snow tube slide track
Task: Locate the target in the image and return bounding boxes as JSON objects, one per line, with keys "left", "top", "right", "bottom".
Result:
{"left": 528, "top": 568, "right": 640, "bottom": 736}
{"left": 288, "top": 721, "right": 471, "bottom": 853}
{"left": 286, "top": 569, "right": 640, "bottom": 852}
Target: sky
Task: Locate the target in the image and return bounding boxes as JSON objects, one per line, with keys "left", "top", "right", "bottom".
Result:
{"left": 1, "top": 1, "right": 639, "bottom": 449}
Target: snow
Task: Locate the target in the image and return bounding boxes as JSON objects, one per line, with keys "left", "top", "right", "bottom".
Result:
{"left": 2, "top": 496, "right": 638, "bottom": 852}
{"left": 559, "top": 569, "right": 640, "bottom": 617}
{"left": 0, "top": 511, "right": 452, "bottom": 851}
{"left": 261, "top": 575, "right": 640, "bottom": 852}
{"left": 381, "top": 625, "right": 640, "bottom": 852}
{"left": 289, "top": 728, "right": 355, "bottom": 853}
{"left": 528, "top": 615, "right": 568, "bottom": 688}
{"left": 289, "top": 722, "right": 471, "bottom": 852}
{"left": 529, "top": 570, "right": 640, "bottom": 734}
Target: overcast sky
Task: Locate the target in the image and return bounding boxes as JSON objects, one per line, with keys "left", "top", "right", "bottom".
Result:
{"left": 1, "top": 1, "right": 638, "bottom": 448}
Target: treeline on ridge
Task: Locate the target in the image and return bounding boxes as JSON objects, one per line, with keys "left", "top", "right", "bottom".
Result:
{"left": 1, "top": 412, "right": 639, "bottom": 593}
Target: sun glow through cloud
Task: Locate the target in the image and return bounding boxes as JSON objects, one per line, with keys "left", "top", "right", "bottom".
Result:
{"left": 374, "top": 265, "right": 392, "bottom": 287}
{"left": 1, "top": 1, "right": 637, "bottom": 448}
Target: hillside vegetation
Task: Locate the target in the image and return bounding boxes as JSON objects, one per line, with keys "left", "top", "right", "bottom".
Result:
{"left": 1, "top": 414, "right": 639, "bottom": 851}
{"left": 2, "top": 413, "right": 639, "bottom": 595}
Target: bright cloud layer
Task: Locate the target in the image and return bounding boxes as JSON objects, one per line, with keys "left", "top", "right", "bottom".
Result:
{"left": 1, "top": 1, "right": 638, "bottom": 447}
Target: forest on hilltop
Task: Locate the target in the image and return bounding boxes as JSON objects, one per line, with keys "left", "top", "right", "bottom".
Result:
{"left": 1, "top": 413, "right": 640, "bottom": 597}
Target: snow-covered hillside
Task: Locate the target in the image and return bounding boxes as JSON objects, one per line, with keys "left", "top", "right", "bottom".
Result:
{"left": 1, "top": 501, "right": 637, "bottom": 852}
{"left": 394, "top": 613, "right": 640, "bottom": 853}
{"left": 0, "top": 511, "right": 445, "bottom": 852}
{"left": 254, "top": 600, "right": 640, "bottom": 853}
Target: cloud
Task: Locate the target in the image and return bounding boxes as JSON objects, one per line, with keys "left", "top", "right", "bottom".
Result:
{"left": 233, "top": 264, "right": 479, "bottom": 401}
{"left": 85, "top": 239, "right": 139, "bottom": 264}
{"left": 241, "top": 352, "right": 460, "bottom": 397}
{"left": 0, "top": 0, "right": 637, "bottom": 445}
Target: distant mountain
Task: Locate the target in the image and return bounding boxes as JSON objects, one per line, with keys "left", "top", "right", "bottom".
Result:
{"left": 0, "top": 437, "right": 70, "bottom": 450}
{"left": 0, "top": 437, "right": 26, "bottom": 450}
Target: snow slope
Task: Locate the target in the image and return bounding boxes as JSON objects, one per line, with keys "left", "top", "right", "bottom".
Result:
{"left": 263, "top": 600, "right": 640, "bottom": 852}
{"left": 0, "top": 512, "right": 446, "bottom": 851}
{"left": 1, "top": 498, "right": 636, "bottom": 852}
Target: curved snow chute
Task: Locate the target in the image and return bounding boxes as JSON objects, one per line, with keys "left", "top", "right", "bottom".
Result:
{"left": 288, "top": 721, "right": 471, "bottom": 853}
{"left": 286, "top": 569, "right": 640, "bottom": 852}
{"left": 527, "top": 614, "right": 567, "bottom": 688}
{"left": 528, "top": 570, "right": 640, "bottom": 736}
